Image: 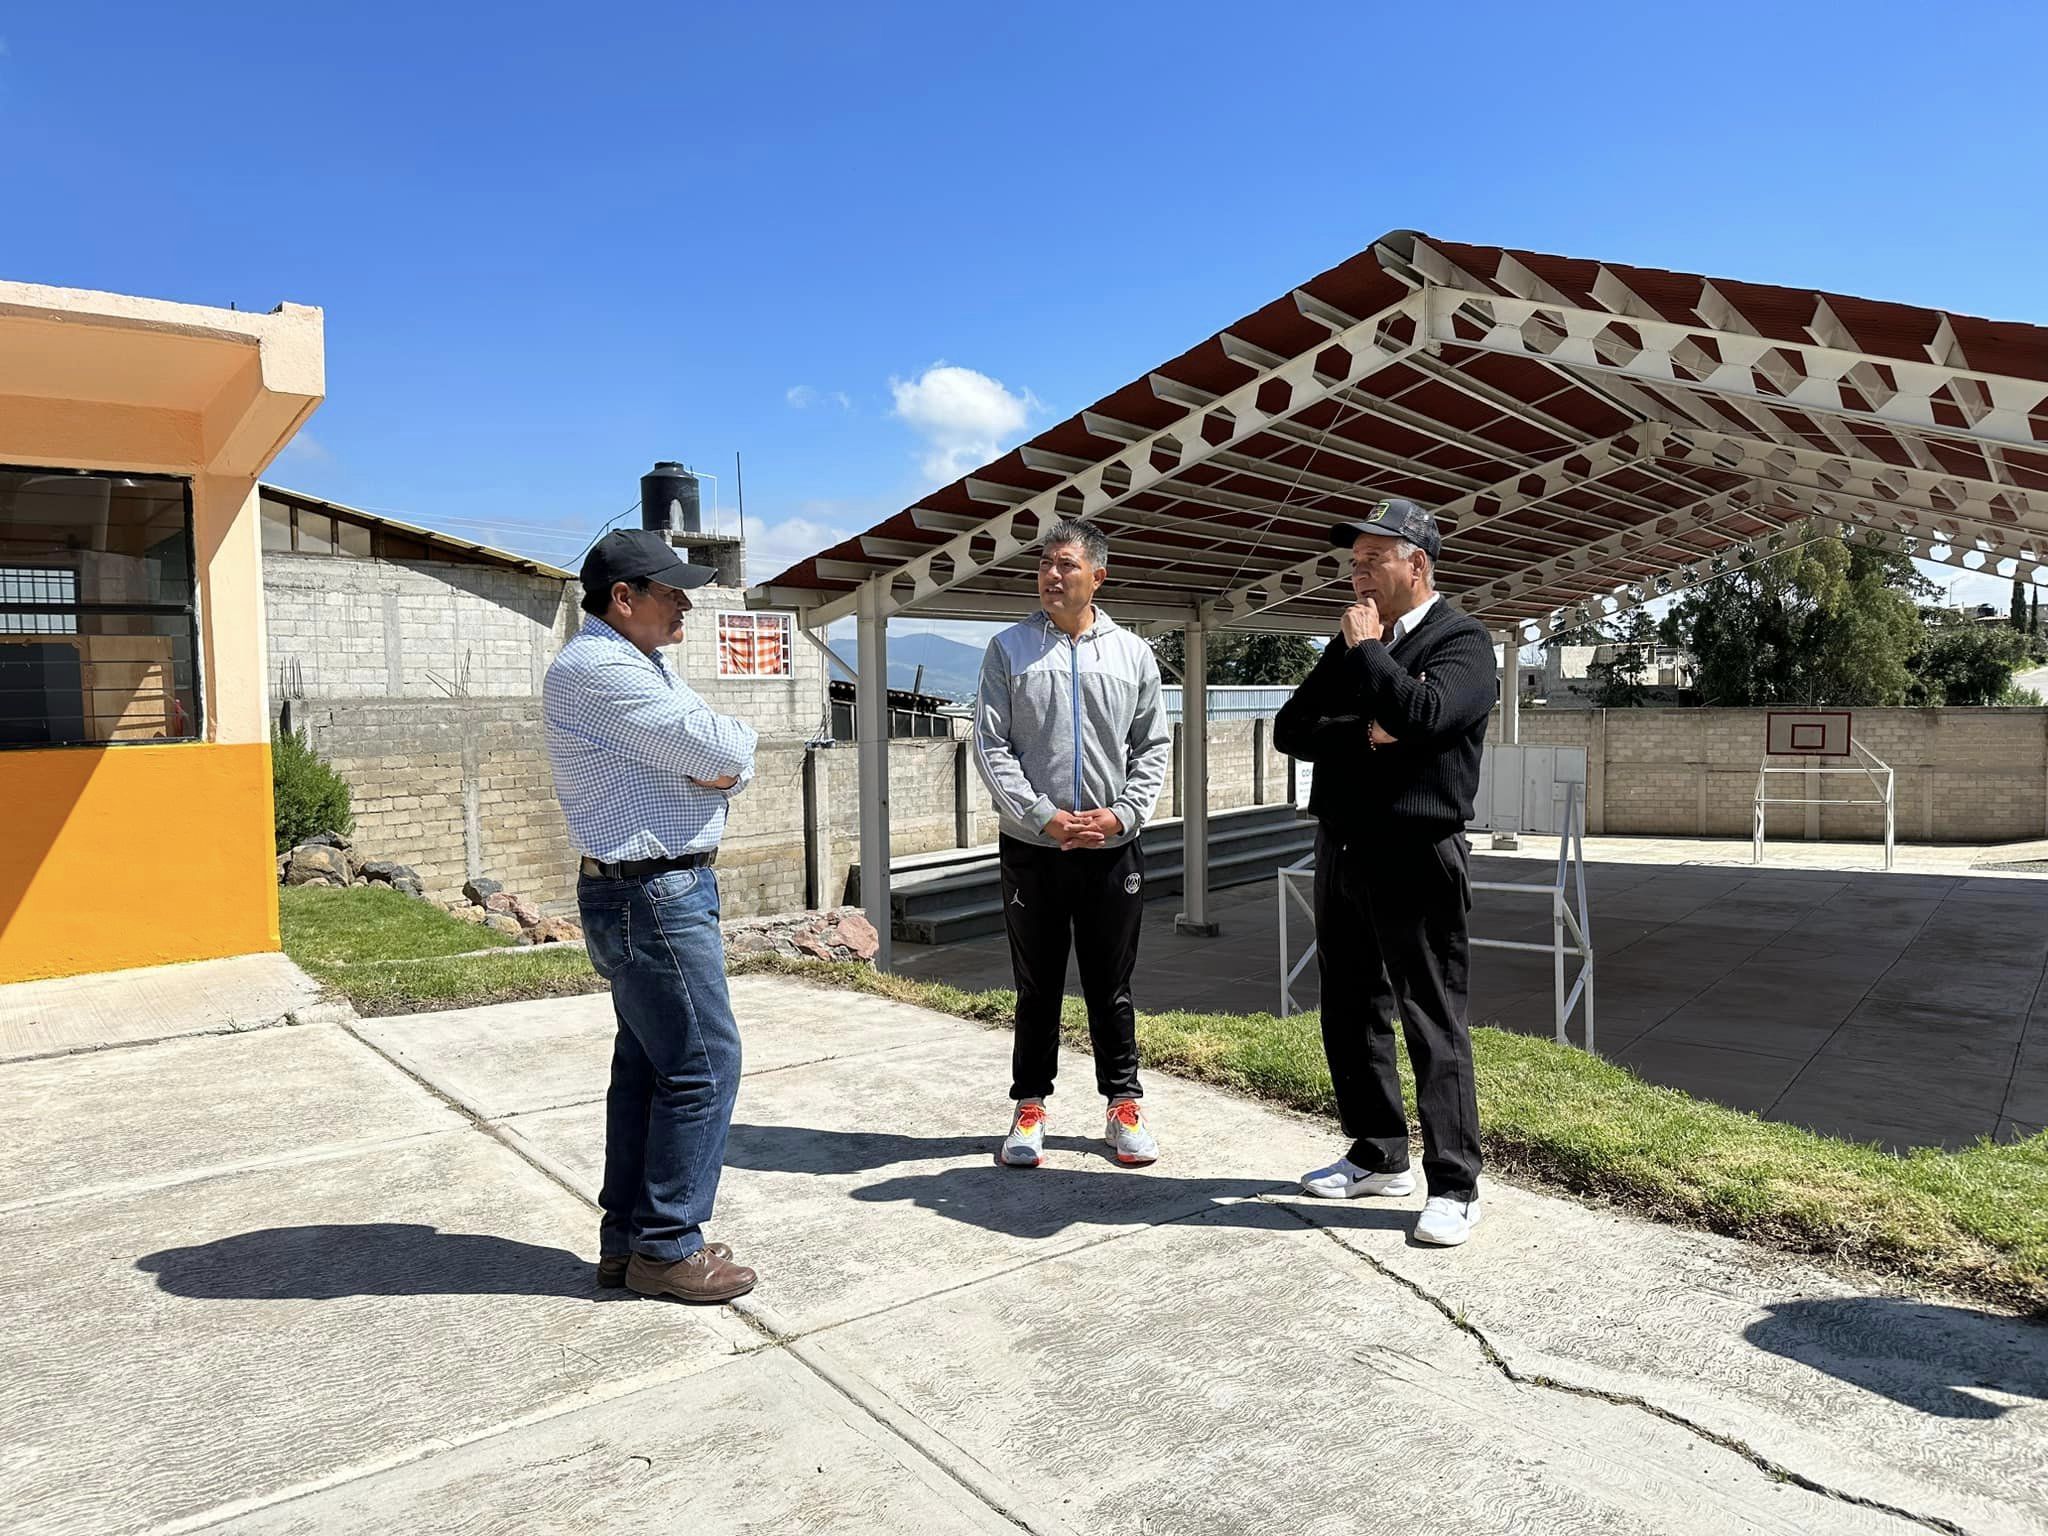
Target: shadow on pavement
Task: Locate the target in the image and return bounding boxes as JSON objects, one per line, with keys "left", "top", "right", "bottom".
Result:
{"left": 846, "top": 1163, "right": 1420, "bottom": 1242}
{"left": 1744, "top": 1297, "right": 2048, "bottom": 1419}
{"left": 727, "top": 1122, "right": 1106, "bottom": 1174}
{"left": 136, "top": 1223, "right": 612, "bottom": 1301}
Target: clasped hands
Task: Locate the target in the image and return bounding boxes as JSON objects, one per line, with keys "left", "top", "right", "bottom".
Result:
{"left": 1045, "top": 806, "right": 1122, "bottom": 850}
{"left": 691, "top": 774, "right": 740, "bottom": 790}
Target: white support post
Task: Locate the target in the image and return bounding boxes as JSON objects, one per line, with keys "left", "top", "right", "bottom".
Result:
{"left": 1494, "top": 631, "right": 1521, "bottom": 851}
{"left": 1175, "top": 622, "right": 1218, "bottom": 937}
{"left": 855, "top": 581, "right": 893, "bottom": 972}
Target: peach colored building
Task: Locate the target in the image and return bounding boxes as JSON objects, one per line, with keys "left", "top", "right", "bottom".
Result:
{"left": 0, "top": 282, "right": 324, "bottom": 983}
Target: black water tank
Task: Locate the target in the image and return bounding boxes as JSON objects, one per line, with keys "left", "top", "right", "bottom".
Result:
{"left": 640, "top": 461, "right": 701, "bottom": 534}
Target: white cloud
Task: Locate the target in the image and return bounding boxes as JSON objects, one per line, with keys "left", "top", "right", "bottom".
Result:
{"left": 746, "top": 513, "right": 857, "bottom": 585}
{"left": 278, "top": 430, "right": 332, "bottom": 464}
{"left": 786, "top": 385, "right": 851, "bottom": 411}
{"left": 890, "top": 362, "right": 1037, "bottom": 484}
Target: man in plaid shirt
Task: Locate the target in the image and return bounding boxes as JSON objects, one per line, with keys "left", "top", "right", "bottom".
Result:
{"left": 543, "top": 529, "right": 758, "bottom": 1304}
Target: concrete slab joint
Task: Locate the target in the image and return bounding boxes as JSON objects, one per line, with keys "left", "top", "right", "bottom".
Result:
{"left": 5, "top": 970, "right": 2045, "bottom": 1534}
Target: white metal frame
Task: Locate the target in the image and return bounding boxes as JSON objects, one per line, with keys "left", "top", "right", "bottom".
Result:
{"left": 1753, "top": 736, "right": 1895, "bottom": 871}
{"left": 1278, "top": 782, "right": 1596, "bottom": 1053}
{"left": 759, "top": 230, "right": 2048, "bottom": 969}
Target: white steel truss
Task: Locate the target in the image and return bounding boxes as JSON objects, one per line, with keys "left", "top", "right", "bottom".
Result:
{"left": 796, "top": 291, "right": 1429, "bottom": 628}
{"left": 1423, "top": 284, "right": 2048, "bottom": 451}
{"left": 749, "top": 229, "right": 2048, "bottom": 975}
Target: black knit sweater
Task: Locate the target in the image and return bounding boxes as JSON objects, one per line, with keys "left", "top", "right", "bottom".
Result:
{"left": 1272, "top": 600, "right": 1499, "bottom": 842}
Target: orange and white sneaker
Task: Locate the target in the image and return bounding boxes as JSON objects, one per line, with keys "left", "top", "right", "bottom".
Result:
{"left": 1104, "top": 1098, "right": 1159, "bottom": 1165}
{"left": 1000, "top": 1099, "right": 1048, "bottom": 1167}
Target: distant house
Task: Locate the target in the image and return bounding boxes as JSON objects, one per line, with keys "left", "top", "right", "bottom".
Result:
{"left": 1532, "top": 641, "right": 1696, "bottom": 708}
{"left": 1922, "top": 602, "right": 2010, "bottom": 627}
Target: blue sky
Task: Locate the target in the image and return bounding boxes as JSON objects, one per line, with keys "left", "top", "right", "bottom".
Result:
{"left": 3, "top": 0, "right": 2044, "bottom": 639}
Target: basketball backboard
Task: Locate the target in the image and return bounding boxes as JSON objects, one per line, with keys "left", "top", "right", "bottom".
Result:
{"left": 1765, "top": 709, "right": 1852, "bottom": 758}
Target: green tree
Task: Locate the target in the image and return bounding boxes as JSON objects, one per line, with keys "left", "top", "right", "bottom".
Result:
{"left": 1665, "top": 529, "right": 1928, "bottom": 705}
{"left": 1911, "top": 616, "right": 2034, "bottom": 705}
{"left": 1149, "top": 629, "right": 1319, "bottom": 685}
{"left": 2013, "top": 576, "right": 2030, "bottom": 631}
{"left": 1586, "top": 608, "right": 1661, "bottom": 708}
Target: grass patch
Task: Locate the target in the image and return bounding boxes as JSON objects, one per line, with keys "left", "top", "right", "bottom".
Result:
{"left": 304, "top": 948, "right": 605, "bottom": 1017}
{"left": 281, "top": 886, "right": 601, "bottom": 1016}
{"left": 725, "top": 955, "right": 2048, "bottom": 1312}
{"left": 280, "top": 885, "right": 517, "bottom": 965}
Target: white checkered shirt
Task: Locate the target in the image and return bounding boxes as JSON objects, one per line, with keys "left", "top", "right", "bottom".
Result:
{"left": 543, "top": 616, "right": 758, "bottom": 862}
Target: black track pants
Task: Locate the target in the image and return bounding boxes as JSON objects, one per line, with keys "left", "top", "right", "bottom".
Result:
{"left": 999, "top": 834, "right": 1145, "bottom": 1102}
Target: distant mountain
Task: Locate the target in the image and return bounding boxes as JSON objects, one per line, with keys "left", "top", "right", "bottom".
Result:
{"left": 832, "top": 631, "right": 986, "bottom": 702}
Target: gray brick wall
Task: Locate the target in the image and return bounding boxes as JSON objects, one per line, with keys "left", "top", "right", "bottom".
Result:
{"left": 268, "top": 553, "right": 827, "bottom": 915}
{"left": 1492, "top": 706, "right": 2048, "bottom": 842}
{"left": 278, "top": 562, "right": 2048, "bottom": 919}
{"left": 302, "top": 698, "right": 580, "bottom": 912}
{"left": 266, "top": 553, "right": 578, "bottom": 701}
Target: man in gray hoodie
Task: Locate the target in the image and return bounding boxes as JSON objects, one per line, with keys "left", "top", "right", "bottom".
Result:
{"left": 973, "top": 518, "right": 1172, "bottom": 1169}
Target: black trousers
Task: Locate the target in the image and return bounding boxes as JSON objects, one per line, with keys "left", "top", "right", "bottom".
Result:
{"left": 999, "top": 834, "right": 1145, "bottom": 1102}
{"left": 1312, "top": 821, "right": 1483, "bottom": 1200}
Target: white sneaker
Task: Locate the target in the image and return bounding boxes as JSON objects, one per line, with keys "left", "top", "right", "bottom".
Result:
{"left": 999, "top": 1099, "right": 1047, "bottom": 1168}
{"left": 1413, "top": 1195, "right": 1482, "bottom": 1246}
{"left": 1299, "top": 1156, "right": 1417, "bottom": 1199}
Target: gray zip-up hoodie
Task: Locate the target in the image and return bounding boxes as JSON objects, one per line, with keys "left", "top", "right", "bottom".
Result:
{"left": 973, "top": 606, "right": 1171, "bottom": 848}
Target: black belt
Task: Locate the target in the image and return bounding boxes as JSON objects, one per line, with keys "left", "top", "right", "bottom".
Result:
{"left": 579, "top": 850, "right": 716, "bottom": 881}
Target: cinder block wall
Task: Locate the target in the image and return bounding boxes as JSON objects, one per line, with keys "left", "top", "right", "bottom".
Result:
{"left": 718, "top": 743, "right": 810, "bottom": 919}
{"left": 1490, "top": 707, "right": 2048, "bottom": 842}
{"left": 821, "top": 740, "right": 960, "bottom": 905}
{"left": 269, "top": 554, "right": 828, "bottom": 917}
{"left": 266, "top": 553, "right": 576, "bottom": 700}
{"left": 305, "top": 699, "right": 580, "bottom": 911}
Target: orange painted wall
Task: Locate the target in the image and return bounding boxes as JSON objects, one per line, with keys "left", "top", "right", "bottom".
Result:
{"left": 0, "top": 742, "right": 278, "bottom": 984}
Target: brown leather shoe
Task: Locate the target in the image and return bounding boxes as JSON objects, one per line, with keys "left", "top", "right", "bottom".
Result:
{"left": 598, "top": 1244, "right": 730, "bottom": 1288}
{"left": 625, "top": 1247, "right": 756, "bottom": 1304}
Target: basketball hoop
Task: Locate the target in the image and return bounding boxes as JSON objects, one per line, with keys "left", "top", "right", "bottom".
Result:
{"left": 1754, "top": 711, "right": 1894, "bottom": 870}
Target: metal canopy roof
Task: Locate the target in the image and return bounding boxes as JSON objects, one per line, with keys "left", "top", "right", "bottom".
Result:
{"left": 747, "top": 231, "right": 2048, "bottom": 642}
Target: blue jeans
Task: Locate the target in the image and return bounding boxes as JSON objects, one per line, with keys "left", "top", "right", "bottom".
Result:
{"left": 578, "top": 865, "right": 741, "bottom": 1262}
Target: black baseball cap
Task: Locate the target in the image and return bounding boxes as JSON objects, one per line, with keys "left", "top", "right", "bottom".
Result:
{"left": 1328, "top": 498, "right": 1441, "bottom": 563}
{"left": 580, "top": 529, "right": 718, "bottom": 596}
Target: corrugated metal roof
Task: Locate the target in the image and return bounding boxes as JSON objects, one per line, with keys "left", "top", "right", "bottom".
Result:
{"left": 1162, "top": 685, "right": 1296, "bottom": 720}
{"left": 261, "top": 484, "right": 574, "bottom": 579}
{"left": 747, "top": 231, "right": 2048, "bottom": 643}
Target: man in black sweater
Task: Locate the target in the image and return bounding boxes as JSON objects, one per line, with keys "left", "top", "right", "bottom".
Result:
{"left": 1273, "top": 498, "right": 1498, "bottom": 1246}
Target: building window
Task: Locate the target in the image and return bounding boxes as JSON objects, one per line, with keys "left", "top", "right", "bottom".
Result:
{"left": 717, "top": 611, "right": 793, "bottom": 678}
{"left": 259, "top": 494, "right": 375, "bottom": 559}
{"left": 0, "top": 468, "right": 200, "bottom": 748}
{"left": 0, "top": 566, "right": 79, "bottom": 635}
{"left": 260, "top": 497, "right": 293, "bottom": 552}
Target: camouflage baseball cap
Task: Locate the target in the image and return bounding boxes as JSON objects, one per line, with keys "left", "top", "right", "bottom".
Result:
{"left": 1328, "top": 498, "right": 1441, "bottom": 562}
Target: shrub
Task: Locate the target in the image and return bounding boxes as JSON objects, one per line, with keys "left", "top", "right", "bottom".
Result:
{"left": 273, "top": 726, "right": 354, "bottom": 853}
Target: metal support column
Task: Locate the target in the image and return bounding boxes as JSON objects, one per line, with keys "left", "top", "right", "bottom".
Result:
{"left": 1494, "top": 630, "right": 1521, "bottom": 851}
{"left": 1175, "top": 622, "right": 1219, "bottom": 936}
{"left": 855, "top": 582, "right": 893, "bottom": 972}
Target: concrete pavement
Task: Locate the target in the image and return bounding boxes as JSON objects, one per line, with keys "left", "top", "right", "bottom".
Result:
{"left": 2, "top": 969, "right": 2045, "bottom": 1534}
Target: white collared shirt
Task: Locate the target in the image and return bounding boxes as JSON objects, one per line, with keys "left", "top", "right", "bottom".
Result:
{"left": 1389, "top": 592, "right": 1440, "bottom": 646}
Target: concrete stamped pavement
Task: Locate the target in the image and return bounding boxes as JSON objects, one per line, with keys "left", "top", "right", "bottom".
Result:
{"left": 2, "top": 963, "right": 2044, "bottom": 1534}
